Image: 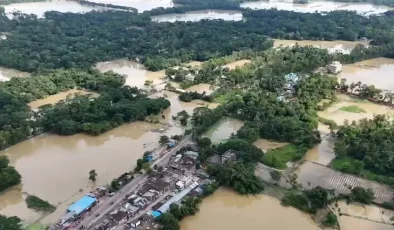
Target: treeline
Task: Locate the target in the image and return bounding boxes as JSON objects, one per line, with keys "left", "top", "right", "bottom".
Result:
{"left": 0, "top": 215, "right": 22, "bottom": 230}
{"left": 2, "top": 9, "right": 394, "bottom": 73}
{"left": 179, "top": 91, "right": 212, "bottom": 102}
{"left": 333, "top": 115, "right": 394, "bottom": 186}
{"left": 0, "top": 156, "right": 21, "bottom": 192}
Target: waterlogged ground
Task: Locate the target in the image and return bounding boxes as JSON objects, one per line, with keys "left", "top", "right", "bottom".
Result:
{"left": 181, "top": 188, "right": 321, "bottom": 230}
{"left": 339, "top": 58, "right": 394, "bottom": 92}
{"left": 0, "top": 67, "right": 30, "bottom": 81}
{"left": 151, "top": 10, "right": 243, "bottom": 22}
{"left": 274, "top": 39, "right": 369, "bottom": 54}
{"left": 240, "top": 0, "right": 394, "bottom": 15}
{"left": 85, "top": 0, "right": 173, "bottom": 12}
{"left": 253, "top": 138, "right": 289, "bottom": 152}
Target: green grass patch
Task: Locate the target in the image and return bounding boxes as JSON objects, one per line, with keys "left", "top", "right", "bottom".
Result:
{"left": 332, "top": 157, "right": 394, "bottom": 187}
{"left": 26, "top": 223, "right": 47, "bottom": 230}
{"left": 339, "top": 105, "right": 365, "bottom": 113}
{"left": 26, "top": 195, "right": 56, "bottom": 212}
{"left": 318, "top": 117, "right": 337, "bottom": 127}
{"left": 262, "top": 144, "right": 307, "bottom": 169}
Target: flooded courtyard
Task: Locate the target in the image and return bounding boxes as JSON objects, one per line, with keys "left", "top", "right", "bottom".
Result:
{"left": 274, "top": 39, "right": 369, "bottom": 54}
{"left": 151, "top": 10, "right": 243, "bottom": 22}
{"left": 181, "top": 188, "right": 321, "bottom": 230}
{"left": 202, "top": 117, "right": 244, "bottom": 144}
{"left": 240, "top": 0, "right": 394, "bottom": 15}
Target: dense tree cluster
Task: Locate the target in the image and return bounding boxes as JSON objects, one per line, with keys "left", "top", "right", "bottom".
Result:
{"left": 0, "top": 215, "right": 22, "bottom": 230}
{"left": 38, "top": 87, "right": 170, "bottom": 135}
{"left": 25, "top": 195, "right": 56, "bottom": 212}
{"left": 0, "top": 156, "right": 21, "bottom": 192}
{"left": 334, "top": 115, "right": 394, "bottom": 178}
{"left": 282, "top": 186, "right": 329, "bottom": 213}
{"left": 207, "top": 162, "right": 264, "bottom": 195}
{"left": 178, "top": 91, "right": 212, "bottom": 102}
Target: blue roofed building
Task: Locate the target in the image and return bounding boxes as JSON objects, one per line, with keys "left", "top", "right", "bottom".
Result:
{"left": 67, "top": 195, "right": 97, "bottom": 216}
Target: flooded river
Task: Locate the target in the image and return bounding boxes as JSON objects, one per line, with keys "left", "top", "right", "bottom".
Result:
{"left": 274, "top": 39, "right": 369, "bottom": 54}
{"left": 86, "top": 0, "right": 172, "bottom": 12}
{"left": 0, "top": 67, "right": 30, "bottom": 81}
{"left": 181, "top": 188, "right": 321, "bottom": 230}
{"left": 340, "top": 58, "right": 394, "bottom": 92}
{"left": 240, "top": 0, "right": 394, "bottom": 15}
{"left": 202, "top": 117, "right": 244, "bottom": 144}
{"left": 2, "top": 0, "right": 101, "bottom": 18}
{"left": 151, "top": 10, "right": 243, "bottom": 22}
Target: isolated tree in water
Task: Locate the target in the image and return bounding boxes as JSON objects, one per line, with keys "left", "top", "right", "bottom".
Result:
{"left": 89, "top": 169, "right": 97, "bottom": 182}
{"left": 159, "top": 135, "right": 170, "bottom": 145}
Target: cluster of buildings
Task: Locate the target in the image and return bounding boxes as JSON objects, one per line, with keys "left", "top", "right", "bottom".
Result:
{"left": 52, "top": 187, "right": 109, "bottom": 230}
{"left": 91, "top": 149, "right": 215, "bottom": 230}
{"left": 327, "top": 61, "right": 342, "bottom": 74}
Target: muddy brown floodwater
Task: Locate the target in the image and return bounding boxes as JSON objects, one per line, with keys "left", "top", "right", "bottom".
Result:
{"left": 274, "top": 39, "right": 369, "bottom": 54}
{"left": 181, "top": 188, "right": 322, "bottom": 230}
{"left": 339, "top": 58, "right": 394, "bottom": 92}
{"left": 0, "top": 88, "right": 218, "bottom": 224}
{"left": 253, "top": 138, "right": 289, "bottom": 152}
{"left": 27, "top": 89, "right": 99, "bottom": 110}
{"left": 151, "top": 10, "right": 243, "bottom": 22}
{"left": 95, "top": 59, "right": 166, "bottom": 89}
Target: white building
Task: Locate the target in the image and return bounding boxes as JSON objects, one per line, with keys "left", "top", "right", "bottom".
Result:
{"left": 327, "top": 61, "right": 342, "bottom": 74}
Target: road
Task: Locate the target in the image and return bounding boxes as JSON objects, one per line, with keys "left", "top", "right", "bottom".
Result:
{"left": 72, "top": 136, "right": 192, "bottom": 229}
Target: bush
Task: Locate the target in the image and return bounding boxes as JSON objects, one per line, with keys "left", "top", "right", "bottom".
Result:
{"left": 324, "top": 212, "right": 338, "bottom": 227}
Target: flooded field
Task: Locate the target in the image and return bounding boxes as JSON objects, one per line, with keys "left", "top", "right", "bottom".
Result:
{"left": 2, "top": 0, "right": 101, "bottom": 18}
{"left": 274, "top": 39, "right": 368, "bottom": 54}
{"left": 202, "top": 117, "right": 244, "bottom": 144}
{"left": 340, "top": 58, "right": 394, "bottom": 92}
{"left": 240, "top": 0, "right": 394, "bottom": 15}
{"left": 339, "top": 216, "right": 393, "bottom": 230}
{"left": 185, "top": 83, "right": 215, "bottom": 95}
{"left": 253, "top": 138, "right": 288, "bottom": 152}
{"left": 223, "top": 59, "right": 251, "bottom": 70}
{"left": 0, "top": 89, "right": 218, "bottom": 224}
{"left": 181, "top": 188, "right": 321, "bottom": 230}
{"left": 95, "top": 59, "right": 166, "bottom": 89}
{"left": 86, "top": 0, "right": 172, "bottom": 12}
{"left": 318, "top": 94, "right": 394, "bottom": 125}
{"left": 0, "top": 67, "right": 30, "bottom": 81}
{"left": 27, "top": 89, "right": 99, "bottom": 110}
{"left": 151, "top": 10, "right": 243, "bottom": 22}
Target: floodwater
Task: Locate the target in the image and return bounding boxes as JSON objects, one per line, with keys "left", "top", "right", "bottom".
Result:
{"left": 304, "top": 135, "right": 336, "bottom": 166}
{"left": 274, "top": 39, "right": 369, "bottom": 54}
{"left": 0, "top": 90, "right": 218, "bottom": 224}
{"left": 95, "top": 59, "right": 166, "bottom": 89}
{"left": 253, "top": 138, "right": 288, "bottom": 152}
{"left": 151, "top": 10, "right": 243, "bottom": 22}
{"left": 86, "top": 0, "right": 173, "bottom": 12}
{"left": 185, "top": 83, "right": 215, "bottom": 95}
{"left": 0, "top": 67, "right": 30, "bottom": 82}
{"left": 240, "top": 0, "right": 394, "bottom": 16}
{"left": 181, "top": 188, "right": 321, "bottom": 230}
{"left": 27, "top": 89, "right": 99, "bottom": 110}
{"left": 339, "top": 58, "right": 394, "bottom": 92}
{"left": 339, "top": 216, "right": 394, "bottom": 230}
{"left": 202, "top": 117, "right": 244, "bottom": 144}
{"left": 2, "top": 0, "right": 101, "bottom": 18}
{"left": 318, "top": 94, "right": 394, "bottom": 125}
{"left": 223, "top": 59, "right": 251, "bottom": 70}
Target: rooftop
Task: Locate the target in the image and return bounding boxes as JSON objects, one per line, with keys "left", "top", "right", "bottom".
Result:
{"left": 67, "top": 195, "right": 97, "bottom": 216}
{"left": 138, "top": 179, "right": 170, "bottom": 195}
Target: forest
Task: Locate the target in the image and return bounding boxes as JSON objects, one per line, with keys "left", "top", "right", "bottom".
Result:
{"left": 1, "top": 8, "right": 394, "bottom": 72}
{"left": 0, "top": 156, "right": 21, "bottom": 193}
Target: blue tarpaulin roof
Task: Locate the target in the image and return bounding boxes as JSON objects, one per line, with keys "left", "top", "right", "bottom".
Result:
{"left": 67, "top": 195, "right": 97, "bottom": 215}
{"left": 152, "top": 210, "right": 162, "bottom": 218}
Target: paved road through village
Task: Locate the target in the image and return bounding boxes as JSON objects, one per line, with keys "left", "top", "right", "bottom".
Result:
{"left": 72, "top": 136, "right": 192, "bottom": 229}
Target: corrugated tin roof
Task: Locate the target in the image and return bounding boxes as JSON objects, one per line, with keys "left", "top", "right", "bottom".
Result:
{"left": 67, "top": 195, "right": 97, "bottom": 215}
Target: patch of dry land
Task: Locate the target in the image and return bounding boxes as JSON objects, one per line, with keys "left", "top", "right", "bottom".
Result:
{"left": 318, "top": 94, "right": 394, "bottom": 125}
